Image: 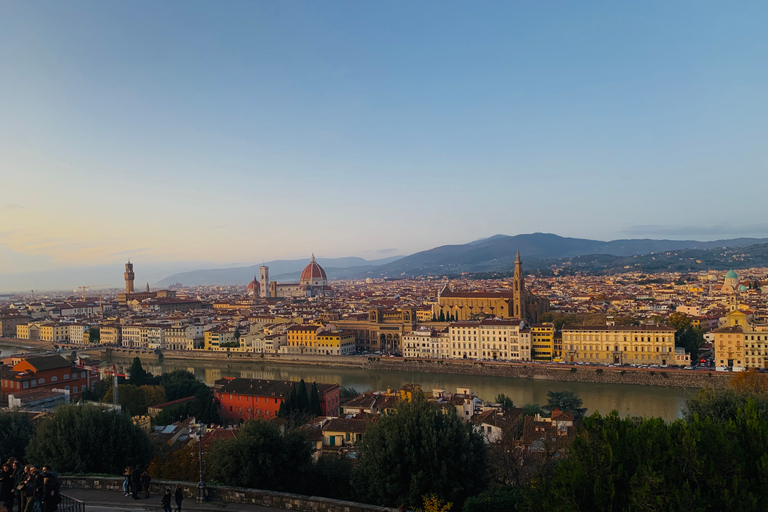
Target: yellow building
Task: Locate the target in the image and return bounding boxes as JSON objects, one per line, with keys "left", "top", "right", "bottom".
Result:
{"left": 284, "top": 325, "right": 355, "bottom": 355}
{"left": 204, "top": 326, "right": 236, "bottom": 351}
{"left": 530, "top": 323, "right": 555, "bottom": 361}
{"left": 38, "top": 323, "right": 69, "bottom": 342}
{"left": 713, "top": 326, "right": 745, "bottom": 369}
{"left": 562, "top": 325, "right": 676, "bottom": 365}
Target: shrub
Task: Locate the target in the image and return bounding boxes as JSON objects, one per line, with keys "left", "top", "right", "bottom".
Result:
{"left": 570, "top": 368, "right": 577, "bottom": 374}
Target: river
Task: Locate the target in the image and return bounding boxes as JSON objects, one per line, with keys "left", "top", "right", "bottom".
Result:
{"left": 111, "top": 356, "right": 695, "bottom": 421}
{"left": 0, "top": 344, "right": 695, "bottom": 421}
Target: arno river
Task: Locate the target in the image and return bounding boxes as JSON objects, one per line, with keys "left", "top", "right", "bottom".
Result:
{"left": 0, "top": 345, "right": 693, "bottom": 421}
{"left": 114, "top": 357, "right": 694, "bottom": 421}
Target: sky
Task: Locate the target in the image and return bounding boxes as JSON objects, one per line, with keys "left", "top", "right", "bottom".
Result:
{"left": 1, "top": 1, "right": 767, "bottom": 291}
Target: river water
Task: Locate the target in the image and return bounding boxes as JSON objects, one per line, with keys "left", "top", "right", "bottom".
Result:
{"left": 0, "top": 344, "right": 693, "bottom": 421}
{"left": 113, "top": 357, "right": 695, "bottom": 421}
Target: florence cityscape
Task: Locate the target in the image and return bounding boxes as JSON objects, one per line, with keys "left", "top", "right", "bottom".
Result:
{"left": 1, "top": 2, "right": 767, "bottom": 511}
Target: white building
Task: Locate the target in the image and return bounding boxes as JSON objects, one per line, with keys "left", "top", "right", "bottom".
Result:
{"left": 402, "top": 327, "right": 448, "bottom": 359}
{"left": 447, "top": 319, "right": 525, "bottom": 361}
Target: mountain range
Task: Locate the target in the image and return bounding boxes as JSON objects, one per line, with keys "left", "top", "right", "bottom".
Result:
{"left": 155, "top": 233, "right": 768, "bottom": 286}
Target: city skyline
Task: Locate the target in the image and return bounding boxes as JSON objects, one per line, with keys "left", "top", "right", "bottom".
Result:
{"left": 2, "top": 1, "right": 767, "bottom": 288}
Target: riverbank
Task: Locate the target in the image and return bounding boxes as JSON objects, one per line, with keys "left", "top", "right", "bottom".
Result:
{"left": 102, "top": 347, "right": 730, "bottom": 390}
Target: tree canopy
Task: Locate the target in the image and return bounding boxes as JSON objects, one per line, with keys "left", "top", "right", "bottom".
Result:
{"left": 27, "top": 405, "right": 153, "bottom": 474}
{"left": 353, "top": 396, "right": 488, "bottom": 508}
{"left": 0, "top": 412, "right": 35, "bottom": 463}
{"left": 543, "top": 391, "right": 586, "bottom": 419}
{"left": 206, "top": 420, "right": 312, "bottom": 492}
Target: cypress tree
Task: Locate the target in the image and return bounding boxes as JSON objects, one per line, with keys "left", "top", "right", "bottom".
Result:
{"left": 309, "top": 382, "right": 322, "bottom": 417}
{"left": 296, "top": 379, "right": 310, "bottom": 412}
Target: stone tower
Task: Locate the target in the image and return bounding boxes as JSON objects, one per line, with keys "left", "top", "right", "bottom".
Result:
{"left": 124, "top": 261, "right": 135, "bottom": 293}
{"left": 260, "top": 265, "right": 269, "bottom": 299}
{"left": 512, "top": 251, "right": 525, "bottom": 320}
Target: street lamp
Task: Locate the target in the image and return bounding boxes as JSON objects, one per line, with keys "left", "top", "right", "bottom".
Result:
{"left": 196, "top": 422, "right": 206, "bottom": 503}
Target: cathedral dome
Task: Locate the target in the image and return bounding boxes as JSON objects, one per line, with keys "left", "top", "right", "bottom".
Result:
{"left": 300, "top": 254, "right": 327, "bottom": 282}
{"left": 248, "top": 279, "right": 260, "bottom": 293}
{"left": 725, "top": 270, "right": 738, "bottom": 279}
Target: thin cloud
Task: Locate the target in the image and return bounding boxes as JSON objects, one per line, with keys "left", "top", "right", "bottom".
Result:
{"left": 7, "top": 204, "right": 24, "bottom": 210}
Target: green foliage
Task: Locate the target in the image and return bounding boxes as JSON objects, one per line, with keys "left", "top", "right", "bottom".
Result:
{"left": 157, "top": 370, "right": 207, "bottom": 401}
{"left": 127, "top": 357, "right": 151, "bottom": 386}
{"left": 683, "top": 387, "right": 768, "bottom": 423}
{"left": 570, "top": 367, "right": 577, "bottom": 373}
{"left": 88, "top": 327, "right": 100, "bottom": 344}
{"left": 27, "top": 405, "right": 153, "bottom": 474}
{"left": 0, "top": 412, "right": 35, "bottom": 462}
{"left": 353, "top": 396, "right": 488, "bottom": 508}
{"left": 438, "top": 310, "right": 446, "bottom": 322}
{"left": 521, "top": 403, "right": 545, "bottom": 417}
{"left": 543, "top": 391, "right": 586, "bottom": 419}
{"left": 339, "top": 385, "right": 363, "bottom": 403}
{"left": 206, "top": 420, "right": 312, "bottom": 492}
{"left": 595, "top": 368, "right": 603, "bottom": 375}
{"left": 525, "top": 402, "right": 768, "bottom": 511}
{"left": 495, "top": 393, "right": 515, "bottom": 408}
{"left": 303, "top": 455, "right": 355, "bottom": 500}
{"left": 462, "top": 487, "right": 524, "bottom": 512}
{"left": 278, "top": 380, "right": 322, "bottom": 425}
{"left": 83, "top": 378, "right": 113, "bottom": 402}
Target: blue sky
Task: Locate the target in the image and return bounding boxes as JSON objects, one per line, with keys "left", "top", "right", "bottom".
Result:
{"left": 1, "top": 1, "right": 767, "bottom": 288}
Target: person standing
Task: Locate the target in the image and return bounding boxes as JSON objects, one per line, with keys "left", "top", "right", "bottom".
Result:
{"left": 161, "top": 488, "right": 172, "bottom": 512}
{"left": 173, "top": 484, "right": 183, "bottom": 512}
{"left": 141, "top": 469, "right": 151, "bottom": 499}
{"left": 122, "top": 466, "right": 132, "bottom": 497}
{"left": 41, "top": 473, "right": 59, "bottom": 512}
{"left": 0, "top": 463, "right": 15, "bottom": 512}
{"left": 131, "top": 466, "right": 142, "bottom": 500}
{"left": 14, "top": 465, "right": 29, "bottom": 512}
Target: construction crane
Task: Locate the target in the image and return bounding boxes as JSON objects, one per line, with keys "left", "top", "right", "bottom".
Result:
{"left": 75, "top": 285, "right": 110, "bottom": 301}
{"left": 102, "top": 364, "right": 127, "bottom": 407}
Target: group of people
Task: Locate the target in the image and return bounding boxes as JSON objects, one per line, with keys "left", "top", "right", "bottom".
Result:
{"left": 122, "top": 466, "right": 182, "bottom": 512}
{"left": 0, "top": 460, "right": 60, "bottom": 512}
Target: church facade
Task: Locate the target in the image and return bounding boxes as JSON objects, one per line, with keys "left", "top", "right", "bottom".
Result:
{"left": 433, "top": 252, "right": 549, "bottom": 323}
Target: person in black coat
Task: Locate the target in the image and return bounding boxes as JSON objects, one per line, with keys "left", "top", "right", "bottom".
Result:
{"left": 0, "top": 463, "right": 15, "bottom": 512}
{"left": 131, "top": 466, "right": 142, "bottom": 500}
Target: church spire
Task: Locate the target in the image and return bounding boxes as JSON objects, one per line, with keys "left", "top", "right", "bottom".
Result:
{"left": 311, "top": 253, "right": 315, "bottom": 263}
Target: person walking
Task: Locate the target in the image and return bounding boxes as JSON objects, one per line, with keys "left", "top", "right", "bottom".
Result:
{"left": 25, "top": 466, "right": 44, "bottom": 512}
{"left": 141, "top": 469, "right": 151, "bottom": 499}
{"left": 161, "top": 488, "right": 172, "bottom": 512}
{"left": 173, "top": 484, "right": 183, "bottom": 512}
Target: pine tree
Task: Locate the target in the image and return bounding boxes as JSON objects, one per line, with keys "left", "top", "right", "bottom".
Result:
{"left": 296, "top": 379, "right": 310, "bottom": 412}
{"left": 438, "top": 310, "right": 446, "bottom": 322}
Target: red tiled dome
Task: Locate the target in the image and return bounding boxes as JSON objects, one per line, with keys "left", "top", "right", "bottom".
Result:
{"left": 300, "top": 254, "right": 327, "bottom": 281}
{"left": 248, "top": 280, "right": 260, "bottom": 291}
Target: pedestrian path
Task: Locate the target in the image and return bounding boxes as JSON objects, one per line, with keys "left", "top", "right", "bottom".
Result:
{"left": 63, "top": 488, "right": 288, "bottom": 511}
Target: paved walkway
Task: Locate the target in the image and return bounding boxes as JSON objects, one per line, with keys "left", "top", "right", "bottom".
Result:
{"left": 63, "top": 488, "right": 288, "bottom": 511}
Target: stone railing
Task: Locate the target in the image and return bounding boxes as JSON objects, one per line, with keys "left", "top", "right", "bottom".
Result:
{"left": 58, "top": 476, "right": 401, "bottom": 512}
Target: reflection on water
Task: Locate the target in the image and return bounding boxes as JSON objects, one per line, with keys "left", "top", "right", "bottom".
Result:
{"left": 108, "top": 357, "right": 695, "bottom": 421}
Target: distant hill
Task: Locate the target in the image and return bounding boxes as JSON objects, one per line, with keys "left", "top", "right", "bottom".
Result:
{"left": 153, "top": 255, "right": 403, "bottom": 287}
{"left": 153, "top": 234, "right": 768, "bottom": 285}
{"left": 359, "top": 233, "right": 768, "bottom": 278}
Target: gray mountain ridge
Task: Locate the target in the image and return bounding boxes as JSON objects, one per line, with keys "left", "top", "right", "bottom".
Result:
{"left": 154, "top": 233, "right": 768, "bottom": 285}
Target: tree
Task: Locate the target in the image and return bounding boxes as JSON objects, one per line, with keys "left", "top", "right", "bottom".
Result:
{"left": 353, "top": 396, "right": 488, "bottom": 508}
{"left": 158, "top": 370, "right": 207, "bottom": 401}
{"left": 27, "top": 405, "right": 153, "bottom": 474}
{"left": 103, "top": 384, "right": 148, "bottom": 416}
{"left": 309, "top": 382, "right": 322, "bottom": 417}
{"left": 683, "top": 387, "right": 768, "bottom": 423}
{"left": 88, "top": 327, "right": 100, "bottom": 344}
{"left": 524, "top": 403, "right": 768, "bottom": 511}
{"left": 543, "top": 391, "right": 586, "bottom": 419}
{"left": 0, "top": 412, "right": 35, "bottom": 463}
{"left": 495, "top": 394, "right": 514, "bottom": 409}
{"left": 206, "top": 420, "right": 312, "bottom": 492}
{"left": 730, "top": 368, "right": 768, "bottom": 394}
{"left": 127, "top": 357, "right": 151, "bottom": 386}
{"left": 521, "top": 403, "right": 545, "bottom": 417}
{"left": 438, "top": 310, "right": 446, "bottom": 322}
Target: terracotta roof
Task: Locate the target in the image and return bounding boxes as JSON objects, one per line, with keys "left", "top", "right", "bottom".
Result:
{"left": 20, "top": 355, "right": 72, "bottom": 372}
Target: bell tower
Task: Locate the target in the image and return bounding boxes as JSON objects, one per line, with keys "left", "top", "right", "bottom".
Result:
{"left": 512, "top": 251, "right": 525, "bottom": 320}
{"left": 124, "top": 261, "right": 135, "bottom": 293}
{"left": 260, "top": 265, "right": 269, "bottom": 299}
